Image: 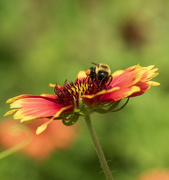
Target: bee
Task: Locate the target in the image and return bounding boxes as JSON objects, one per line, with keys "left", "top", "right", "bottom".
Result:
{"left": 85, "top": 62, "right": 113, "bottom": 85}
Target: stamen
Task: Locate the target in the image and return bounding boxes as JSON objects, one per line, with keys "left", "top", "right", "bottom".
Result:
{"left": 54, "top": 77, "right": 110, "bottom": 108}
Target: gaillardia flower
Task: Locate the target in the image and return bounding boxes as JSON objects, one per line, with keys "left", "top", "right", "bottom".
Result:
{"left": 4, "top": 64, "right": 159, "bottom": 134}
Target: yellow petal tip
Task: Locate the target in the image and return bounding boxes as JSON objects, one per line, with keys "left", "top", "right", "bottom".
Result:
{"left": 49, "top": 83, "right": 56, "bottom": 88}
{"left": 150, "top": 81, "right": 160, "bottom": 86}
{"left": 6, "top": 98, "right": 15, "bottom": 103}
{"left": 112, "top": 70, "right": 124, "bottom": 77}
{"left": 4, "top": 109, "right": 17, "bottom": 116}
{"left": 36, "top": 125, "right": 47, "bottom": 135}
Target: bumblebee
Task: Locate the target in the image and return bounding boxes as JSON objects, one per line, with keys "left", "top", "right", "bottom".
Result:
{"left": 86, "top": 62, "right": 113, "bottom": 85}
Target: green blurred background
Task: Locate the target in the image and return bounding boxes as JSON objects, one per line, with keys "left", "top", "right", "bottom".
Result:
{"left": 0, "top": 0, "right": 168, "bottom": 179}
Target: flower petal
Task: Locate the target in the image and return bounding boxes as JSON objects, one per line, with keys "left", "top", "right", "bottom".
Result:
{"left": 81, "top": 87, "right": 120, "bottom": 100}
{"left": 101, "top": 86, "right": 140, "bottom": 102}
{"left": 6, "top": 95, "right": 40, "bottom": 103}
{"left": 149, "top": 81, "right": 160, "bottom": 86}
{"left": 49, "top": 83, "right": 56, "bottom": 88}
{"left": 36, "top": 118, "right": 53, "bottom": 135}
{"left": 5, "top": 95, "right": 66, "bottom": 122}
{"left": 109, "top": 64, "right": 159, "bottom": 99}
{"left": 112, "top": 70, "right": 124, "bottom": 77}
{"left": 4, "top": 109, "right": 18, "bottom": 116}
{"left": 36, "top": 105, "right": 72, "bottom": 135}
{"left": 41, "top": 94, "right": 58, "bottom": 99}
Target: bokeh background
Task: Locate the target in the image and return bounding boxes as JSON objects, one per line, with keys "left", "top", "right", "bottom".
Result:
{"left": 0, "top": 0, "right": 168, "bottom": 180}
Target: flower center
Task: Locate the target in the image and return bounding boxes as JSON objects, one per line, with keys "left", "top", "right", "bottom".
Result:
{"left": 54, "top": 78, "right": 110, "bottom": 108}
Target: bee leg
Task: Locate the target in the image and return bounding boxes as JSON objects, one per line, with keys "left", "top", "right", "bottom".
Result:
{"left": 87, "top": 76, "right": 91, "bottom": 84}
{"left": 107, "top": 76, "right": 113, "bottom": 86}
{"left": 100, "top": 78, "right": 105, "bottom": 88}
{"left": 100, "top": 80, "right": 102, "bottom": 87}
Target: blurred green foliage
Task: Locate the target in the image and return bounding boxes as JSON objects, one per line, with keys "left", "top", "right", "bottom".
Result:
{"left": 0, "top": 0, "right": 169, "bottom": 179}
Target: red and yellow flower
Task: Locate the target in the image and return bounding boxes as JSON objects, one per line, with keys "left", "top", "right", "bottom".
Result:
{"left": 4, "top": 64, "right": 159, "bottom": 134}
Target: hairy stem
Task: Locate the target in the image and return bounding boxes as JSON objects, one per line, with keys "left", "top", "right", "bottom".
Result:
{"left": 84, "top": 114, "right": 113, "bottom": 180}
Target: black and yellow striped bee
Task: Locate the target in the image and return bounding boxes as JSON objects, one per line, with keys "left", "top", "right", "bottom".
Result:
{"left": 86, "top": 62, "right": 113, "bottom": 85}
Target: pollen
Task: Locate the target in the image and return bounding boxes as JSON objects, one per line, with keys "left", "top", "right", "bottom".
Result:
{"left": 54, "top": 78, "right": 110, "bottom": 109}
{"left": 85, "top": 69, "right": 91, "bottom": 76}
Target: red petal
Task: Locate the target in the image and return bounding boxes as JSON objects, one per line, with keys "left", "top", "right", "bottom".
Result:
{"left": 7, "top": 95, "right": 65, "bottom": 121}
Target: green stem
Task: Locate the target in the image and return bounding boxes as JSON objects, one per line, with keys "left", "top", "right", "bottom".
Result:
{"left": 84, "top": 114, "right": 113, "bottom": 180}
{"left": 0, "top": 126, "right": 32, "bottom": 160}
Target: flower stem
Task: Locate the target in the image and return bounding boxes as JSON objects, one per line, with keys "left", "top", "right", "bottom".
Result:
{"left": 84, "top": 114, "right": 113, "bottom": 180}
{"left": 0, "top": 126, "right": 32, "bottom": 160}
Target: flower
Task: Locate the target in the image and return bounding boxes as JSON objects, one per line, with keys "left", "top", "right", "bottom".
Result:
{"left": 137, "top": 169, "right": 169, "bottom": 180}
{"left": 0, "top": 118, "right": 78, "bottom": 159}
{"left": 4, "top": 64, "right": 159, "bottom": 134}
